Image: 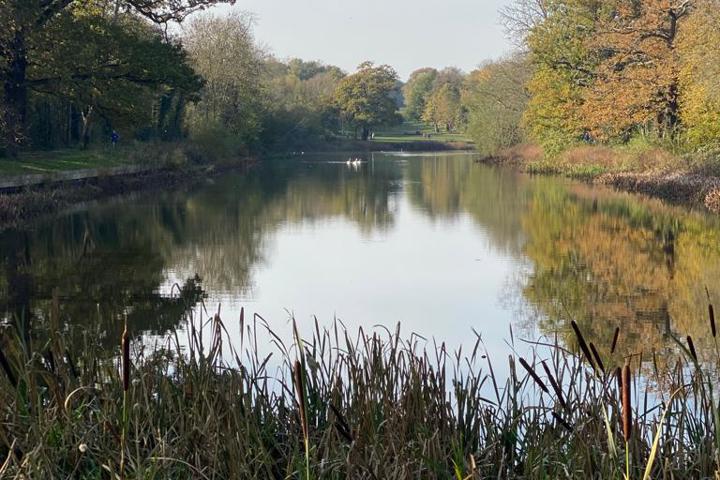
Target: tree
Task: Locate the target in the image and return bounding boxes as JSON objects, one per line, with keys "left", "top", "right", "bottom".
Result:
{"left": 421, "top": 67, "right": 466, "bottom": 133}
{"left": 0, "top": 0, "right": 234, "bottom": 156}
{"left": 261, "top": 57, "right": 345, "bottom": 147}
{"left": 402, "top": 68, "right": 437, "bottom": 121}
{"left": 334, "top": 62, "right": 400, "bottom": 140}
{"left": 582, "top": 0, "right": 694, "bottom": 139}
{"left": 677, "top": 0, "right": 720, "bottom": 148}
{"left": 464, "top": 55, "right": 532, "bottom": 156}
{"left": 27, "top": 7, "right": 202, "bottom": 148}
{"left": 183, "top": 12, "right": 265, "bottom": 148}
{"left": 522, "top": 0, "right": 602, "bottom": 154}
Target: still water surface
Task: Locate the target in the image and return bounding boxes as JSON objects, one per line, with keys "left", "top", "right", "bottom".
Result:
{"left": 2, "top": 152, "right": 720, "bottom": 365}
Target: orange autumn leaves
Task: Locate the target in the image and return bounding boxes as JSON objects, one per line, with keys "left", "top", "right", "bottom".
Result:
{"left": 522, "top": 0, "right": 720, "bottom": 148}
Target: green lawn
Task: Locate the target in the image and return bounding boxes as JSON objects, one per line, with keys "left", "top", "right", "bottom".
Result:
{"left": 0, "top": 147, "right": 135, "bottom": 177}
{"left": 370, "top": 121, "right": 473, "bottom": 144}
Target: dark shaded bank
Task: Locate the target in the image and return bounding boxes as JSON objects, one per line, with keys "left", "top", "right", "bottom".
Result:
{"left": 476, "top": 144, "right": 720, "bottom": 214}
{"left": 0, "top": 158, "right": 255, "bottom": 229}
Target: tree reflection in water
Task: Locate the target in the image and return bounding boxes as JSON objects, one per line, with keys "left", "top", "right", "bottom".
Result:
{"left": 2, "top": 153, "right": 720, "bottom": 366}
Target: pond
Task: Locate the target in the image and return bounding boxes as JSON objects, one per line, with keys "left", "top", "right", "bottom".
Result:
{"left": 2, "top": 152, "right": 719, "bottom": 369}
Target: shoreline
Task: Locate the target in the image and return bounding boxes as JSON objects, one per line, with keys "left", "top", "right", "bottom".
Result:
{"left": 477, "top": 144, "right": 720, "bottom": 214}
{"left": 0, "top": 158, "right": 256, "bottom": 230}
{"left": 0, "top": 140, "right": 472, "bottom": 230}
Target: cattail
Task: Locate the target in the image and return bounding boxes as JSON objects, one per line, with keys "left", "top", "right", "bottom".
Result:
{"left": 541, "top": 360, "right": 567, "bottom": 410}
{"left": 520, "top": 357, "right": 548, "bottom": 393}
{"left": 687, "top": 335, "right": 698, "bottom": 363}
{"left": 621, "top": 364, "right": 632, "bottom": 441}
{"left": 293, "top": 360, "right": 308, "bottom": 442}
{"left": 0, "top": 343, "right": 17, "bottom": 388}
{"left": 551, "top": 411, "right": 573, "bottom": 432}
{"left": 329, "top": 403, "right": 353, "bottom": 443}
{"left": 610, "top": 327, "right": 620, "bottom": 354}
{"left": 709, "top": 304, "right": 716, "bottom": 338}
{"left": 571, "top": 321, "right": 596, "bottom": 371}
{"left": 589, "top": 342, "right": 605, "bottom": 374}
{"left": 121, "top": 323, "right": 130, "bottom": 392}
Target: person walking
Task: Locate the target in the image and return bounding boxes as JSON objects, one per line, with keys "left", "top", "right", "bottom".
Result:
{"left": 111, "top": 130, "right": 120, "bottom": 147}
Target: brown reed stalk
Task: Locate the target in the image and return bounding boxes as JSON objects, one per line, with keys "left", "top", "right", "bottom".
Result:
{"left": 621, "top": 364, "right": 632, "bottom": 442}
{"left": 541, "top": 360, "right": 567, "bottom": 410}
{"left": 709, "top": 304, "right": 716, "bottom": 338}
{"left": 611, "top": 327, "right": 620, "bottom": 354}
{"left": 519, "top": 357, "right": 548, "bottom": 393}
{"left": 571, "top": 321, "right": 596, "bottom": 371}
{"left": 687, "top": 336, "right": 698, "bottom": 363}
{"left": 293, "top": 360, "right": 310, "bottom": 479}
{"left": 589, "top": 342, "right": 605, "bottom": 374}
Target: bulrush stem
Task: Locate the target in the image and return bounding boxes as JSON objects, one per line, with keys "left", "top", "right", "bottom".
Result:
{"left": 293, "top": 360, "right": 310, "bottom": 479}
{"left": 622, "top": 364, "right": 632, "bottom": 479}
{"left": 120, "top": 322, "right": 130, "bottom": 479}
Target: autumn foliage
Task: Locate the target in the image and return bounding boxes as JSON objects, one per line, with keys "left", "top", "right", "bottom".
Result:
{"left": 500, "top": 0, "right": 720, "bottom": 156}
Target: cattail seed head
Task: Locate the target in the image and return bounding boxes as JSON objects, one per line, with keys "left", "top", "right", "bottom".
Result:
{"left": 709, "top": 304, "right": 716, "bottom": 338}
{"left": 611, "top": 327, "right": 620, "bottom": 354}
{"left": 519, "top": 357, "right": 548, "bottom": 393}
{"left": 571, "top": 321, "right": 596, "bottom": 371}
{"left": 541, "top": 360, "right": 567, "bottom": 410}
{"left": 621, "top": 364, "right": 632, "bottom": 441}
{"left": 589, "top": 342, "right": 605, "bottom": 374}
{"left": 121, "top": 324, "right": 130, "bottom": 392}
{"left": 687, "top": 335, "right": 698, "bottom": 363}
{"left": 293, "top": 360, "right": 308, "bottom": 441}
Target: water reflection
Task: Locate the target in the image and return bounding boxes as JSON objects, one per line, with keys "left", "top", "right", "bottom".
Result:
{"left": 1, "top": 153, "right": 720, "bottom": 363}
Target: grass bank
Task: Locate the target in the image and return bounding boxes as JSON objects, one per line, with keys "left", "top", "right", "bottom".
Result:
{"left": 482, "top": 143, "right": 720, "bottom": 214}
{"left": 0, "top": 142, "right": 255, "bottom": 229}
{"left": 1, "top": 302, "right": 719, "bottom": 478}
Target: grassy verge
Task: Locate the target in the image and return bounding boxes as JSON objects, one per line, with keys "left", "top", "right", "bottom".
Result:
{"left": 1, "top": 302, "right": 719, "bottom": 478}
{"left": 483, "top": 142, "right": 720, "bottom": 213}
{"left": 0, "top": 146, "right": 146, "bottom": 177}
{"left": 370, "top": 120, "right": 473, "bottom": 145}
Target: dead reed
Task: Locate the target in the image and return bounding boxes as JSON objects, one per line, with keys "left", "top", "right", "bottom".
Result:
{"left": 0, "top": 308, "right": 717, "bottom": 479}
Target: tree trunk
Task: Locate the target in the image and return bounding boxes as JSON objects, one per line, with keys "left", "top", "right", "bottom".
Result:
{"left": 80, "top": 106, "right": 94, "bottom": 149}
{"left": 2, "top": 31, "right": 29, "bottom": 158}
{"left": 361, "top": 126, "right": 370, "bottom": 141}
{"left": 660, "top": 83, "right": 679, "bottom": 137}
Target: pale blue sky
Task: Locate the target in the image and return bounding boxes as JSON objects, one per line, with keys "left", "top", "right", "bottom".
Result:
{"left": 210, "top": 0, "right": 514, "bottom": 80}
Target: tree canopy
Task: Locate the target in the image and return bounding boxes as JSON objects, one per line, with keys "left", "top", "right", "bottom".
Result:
{"left": 334, "top": 62, "right": 400, "bottom": 140}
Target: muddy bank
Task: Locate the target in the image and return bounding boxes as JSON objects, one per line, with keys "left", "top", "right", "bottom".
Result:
{"left": 0, "top": 159, "right": 254, "bottom": 229}
{"left": 596, "top": 171, "right": 720, "bottom": 214}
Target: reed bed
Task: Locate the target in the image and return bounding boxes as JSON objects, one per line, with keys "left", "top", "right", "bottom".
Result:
{"left": 0, "top": 306, "right": 719, "bottom": 479}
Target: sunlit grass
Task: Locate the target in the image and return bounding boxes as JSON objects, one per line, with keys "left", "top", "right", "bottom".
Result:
{"left": 0, "top": 148, "right": 136, "bottom": 177}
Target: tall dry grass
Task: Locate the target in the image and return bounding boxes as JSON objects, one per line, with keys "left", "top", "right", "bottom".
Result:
{"left": 0, "top": 304, "right": 719, "bottom": 478}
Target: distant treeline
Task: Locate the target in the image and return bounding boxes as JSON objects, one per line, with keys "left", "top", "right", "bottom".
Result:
{"left": 465, "top": 0, "right": 720, "bottom": 157}
{"left": 0, "top": 1, "right": 406, "bottom": 159}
